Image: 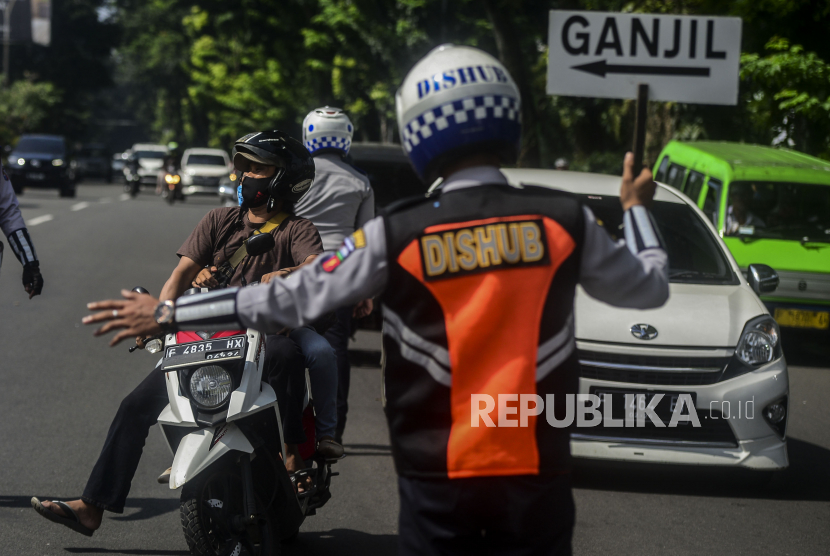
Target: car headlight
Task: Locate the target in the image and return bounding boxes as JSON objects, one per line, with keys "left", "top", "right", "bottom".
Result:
{"left": 17, "top": 158, "right": 25, "bottom": 165}
{"left": 52, "top": 159, "right": 64, "bottom": 166}
{"left": 189, "top": 365, "right": 233, "bottom": 408}
{"left": 735, "top": 315, "right": 781, "bottom": 366}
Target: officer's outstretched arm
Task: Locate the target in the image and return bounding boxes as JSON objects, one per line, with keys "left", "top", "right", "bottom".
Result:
{"left": 579, "top": 205, "right": 669, "bottom": 309}
{"left": 173, "top": 216, "right": 389, "bottom": 333}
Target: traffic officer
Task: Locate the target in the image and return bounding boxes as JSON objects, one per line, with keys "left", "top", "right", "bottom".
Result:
{"left": 294, "top": 106, "right": 376, "bottom": 445}
{"left": 84, "top": 44, "right": 669, "bottom": 555}
{"left": 0, "top": 161, "right": 44, "bottom": 297}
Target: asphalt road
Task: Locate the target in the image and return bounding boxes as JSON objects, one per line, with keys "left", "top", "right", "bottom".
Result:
{"left": 0, "top": 182, "right": 827, "bottom": 555}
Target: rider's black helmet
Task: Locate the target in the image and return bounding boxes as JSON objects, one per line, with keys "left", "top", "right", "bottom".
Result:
{"left": 232, "top": 130, "right": 315, "bottom": 204}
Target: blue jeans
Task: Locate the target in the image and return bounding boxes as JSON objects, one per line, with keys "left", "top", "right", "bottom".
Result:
{"left": 324, "top": 306, "right": 353, "bottom": 440}
{"left": 289, "top": 326, "right": 338, "bottom": 439}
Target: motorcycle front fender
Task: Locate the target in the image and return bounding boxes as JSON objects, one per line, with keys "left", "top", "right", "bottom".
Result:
{"left": 169, "top": 422, "right": 253, "bottom": 490}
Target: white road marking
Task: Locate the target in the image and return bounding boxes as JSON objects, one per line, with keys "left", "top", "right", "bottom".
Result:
{"left": 27, "top": 214, "right": 54, "bottom": 226}
{"left": 71, "top": 202, "right": 90, "bottom": 211}
{"left": 119, "top": 193, "right": 131, "bottom": 201}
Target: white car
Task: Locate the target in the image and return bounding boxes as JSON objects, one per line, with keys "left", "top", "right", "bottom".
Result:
{"left": 181, "top": 148, "right": 231, "bottom": 196}
{"left": 126, "top": 143, "right": 168, "bottom": 184}
{"left": 502, "top": 169, "right": 788, "bottom": 471}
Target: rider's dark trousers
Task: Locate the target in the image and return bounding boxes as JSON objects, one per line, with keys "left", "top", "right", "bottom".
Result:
{"left": 324, "top": 305, "right": 353, "bottom": 440}
{"left": 82, "top": 334, "right": 304, "bottom": 513}
{"left": 397, "top": 473, "right": 575, "bottom": 556}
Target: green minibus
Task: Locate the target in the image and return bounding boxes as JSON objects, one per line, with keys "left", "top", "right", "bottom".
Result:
{"left": 654, "top": 141, "right": 830, "bottom": 334}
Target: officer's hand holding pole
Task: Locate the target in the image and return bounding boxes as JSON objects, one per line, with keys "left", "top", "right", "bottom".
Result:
{"left": 619, "top": 151, "right": 657, "bottom": 211}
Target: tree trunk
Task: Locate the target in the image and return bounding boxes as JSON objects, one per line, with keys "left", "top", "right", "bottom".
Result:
{"left": 482, "top": 0, "right": 540, "bottom": 167}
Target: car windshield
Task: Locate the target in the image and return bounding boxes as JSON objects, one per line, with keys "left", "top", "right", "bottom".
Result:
{"left": 134, "top": 151, "right": 165, "bottom": 159}
{"left": 15, "top": 137, "right": 64, "bottom": 155}
{"left": 187, "top": 154, "right": 226, "bottom": 166}
{"left": 725, "top": 181, "right": 830, "bottom": 243}
{"left": 579, "top": 195, "right": 738, "bottom": 285}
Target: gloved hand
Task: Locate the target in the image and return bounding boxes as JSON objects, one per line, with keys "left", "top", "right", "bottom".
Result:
{"left": 22, "top": 261, "right": 44, "bottom": 299}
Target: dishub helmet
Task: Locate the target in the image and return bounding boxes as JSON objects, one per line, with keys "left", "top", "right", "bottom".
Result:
{"left": 395, "top": 44, "right": 521, "bottom": 182}
{"left": 302, "top": 107, "right": 354, "bottom": 155}
{"left": 232, "top": 130, "right": 315, "bottom": 204}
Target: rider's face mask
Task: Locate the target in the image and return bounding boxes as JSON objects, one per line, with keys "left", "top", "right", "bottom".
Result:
{"left": 240, "top": 174, "right": 271, "bottom": 208}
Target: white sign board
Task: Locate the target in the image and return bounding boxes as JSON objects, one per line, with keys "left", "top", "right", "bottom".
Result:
{"left": 547, "top": 11, "right": 742, "bottom": 105}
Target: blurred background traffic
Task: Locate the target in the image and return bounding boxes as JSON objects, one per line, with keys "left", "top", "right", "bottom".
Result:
{"left": 3, "top": 0, "right": 830, "bottom": 183}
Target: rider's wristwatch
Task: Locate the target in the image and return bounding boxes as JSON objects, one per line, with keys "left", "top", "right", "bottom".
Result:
{"left": 154, "top": 300, "right": 176, "bottom": 332}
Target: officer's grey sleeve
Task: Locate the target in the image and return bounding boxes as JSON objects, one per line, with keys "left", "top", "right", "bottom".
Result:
{"left": 0, "top": 162, "right": 26, "bottom": 238}
{"left": 0, "top": 163, "right": 38, "bottom": 267}
{"left": 237, "top": 216, "right": 388, "bottom": 332}
{"left": 355, "top": 182, "right": 375, "bottom": 229}
{"left": 579, "top": 205, "right": 669, "bottom": 309}
{"left": 173, "top": 216, "right": 390, "bottom": 333}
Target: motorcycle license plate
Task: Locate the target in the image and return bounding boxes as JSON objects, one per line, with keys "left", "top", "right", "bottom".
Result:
{"left": 590, "top": 387, "right": 697, "bottom": 424}
{"left": 162, "top": 335, "right": 247, "bottom": 370}
{"left": 27, "top": 173, "right": 45, "bottom": 180}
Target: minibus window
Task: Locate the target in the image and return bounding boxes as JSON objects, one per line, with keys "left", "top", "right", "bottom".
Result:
{"left": 666, "top": 163, "right": 687, "bottom": 190}
{"left": 655, "top": 156, "right": 670, "bottom": 182}
{"left": 703, "top": 178, "right": 723, "bottom": 226}
{"left": 685, "top": 171, "right": 705, "bottom": 203}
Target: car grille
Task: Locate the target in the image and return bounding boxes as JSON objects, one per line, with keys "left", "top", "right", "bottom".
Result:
{"left": 578, "top": 350, "right": 731, "bottom": 386}
{"left": 192, "top": 176, "right": 220, "bottom": 186}
{"left": 573, "top": 409, "right": 738, "bottom": 447}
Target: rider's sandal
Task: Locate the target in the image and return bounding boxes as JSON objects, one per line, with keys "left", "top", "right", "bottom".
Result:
{"left": 30, "top": 497, "right": 94, "bottom": 537}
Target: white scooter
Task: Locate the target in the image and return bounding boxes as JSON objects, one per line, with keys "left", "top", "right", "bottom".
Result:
{"left": 134, "top": 283, "right": 337, "bottom": 554}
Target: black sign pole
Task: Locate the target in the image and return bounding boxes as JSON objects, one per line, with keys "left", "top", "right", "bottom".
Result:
{"left": 632, "top": 83, "right": 649, "bottom": 171}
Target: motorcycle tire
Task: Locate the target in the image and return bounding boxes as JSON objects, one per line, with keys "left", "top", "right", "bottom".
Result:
{"left": 180, "top": 466, "right": 277, "bottom": 556}
{"left": 166, "top": 190, "right": 175, "bottom": 204}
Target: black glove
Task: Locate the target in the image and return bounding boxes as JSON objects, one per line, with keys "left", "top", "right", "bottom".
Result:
{"left": 22, "top": 261, "right": 44, "bottom": 298}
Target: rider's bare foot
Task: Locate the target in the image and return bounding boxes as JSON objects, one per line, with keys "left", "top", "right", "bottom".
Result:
{"left": 41, "top": 499, "right": 103, "bottom": 531}
{"left": 284, "top": 443, "right": 312, "bottom": 493}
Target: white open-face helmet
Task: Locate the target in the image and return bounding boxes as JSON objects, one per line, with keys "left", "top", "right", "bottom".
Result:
{"left": 302, "top": 106, "right": 354, "bottom": 155}
{"left": 395, "top": 44, "right": 521, "bottom": 182}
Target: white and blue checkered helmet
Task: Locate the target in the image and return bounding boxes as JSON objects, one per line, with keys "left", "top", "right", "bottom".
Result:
{"left": 396, "top": 44, "right": 521, "bottom": 181}
{"left": 302, "top": 107, "right": 354, "bottom": 156}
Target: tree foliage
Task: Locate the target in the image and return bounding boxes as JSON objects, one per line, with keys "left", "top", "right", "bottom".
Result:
{"left": 4, "top": 0, "right": 830, "bottom": 172}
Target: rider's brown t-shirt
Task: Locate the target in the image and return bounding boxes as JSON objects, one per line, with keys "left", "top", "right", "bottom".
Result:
{"left": 177, "top": 207, "right": 323, "bottom": 287}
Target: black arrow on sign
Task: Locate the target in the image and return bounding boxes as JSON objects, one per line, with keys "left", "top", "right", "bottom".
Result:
{"left": 571, "top": 60, "right": 711, "bottom": 78}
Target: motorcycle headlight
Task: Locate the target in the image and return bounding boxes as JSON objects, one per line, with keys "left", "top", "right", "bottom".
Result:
{"left": 164, "top": 173, "right": 180, "bottom": 184}
{"left": 189, "top": 365, "right": 233, "bottom": 408}
{"left": 735, "top": 315, "right": 781, "bottom": 366}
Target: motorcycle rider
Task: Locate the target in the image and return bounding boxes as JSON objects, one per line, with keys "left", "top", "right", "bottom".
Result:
{"left": 0, "top": 161, "right": 44, "bottom": 298}
{"left": 294, "top": 106, "right": 376, "bottom": 445}
{"left": 84, "top": 45, "right": 670, "bottom": 554}
{"left": 156, "top": 142, "right": 181, "bottom": 195}
{"left": 31, "top": 130, "right": 318, "bottom": 537}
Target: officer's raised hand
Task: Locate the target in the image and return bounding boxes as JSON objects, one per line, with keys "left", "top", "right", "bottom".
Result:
{"left": 620, "top": 151, "right": 657, "bottom": 210}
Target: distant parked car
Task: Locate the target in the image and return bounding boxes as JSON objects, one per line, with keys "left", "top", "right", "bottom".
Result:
{"left": 5, "top": 134, "right": 77, "bottom": 197}
{"left": 181, "top": 148, "right": 231, "bottom": 197}
{"left": 76, "top": 144, "right": 113, "bottom": 182}
{"left": 124, "top": 143, "right": 167, "bottom": 185}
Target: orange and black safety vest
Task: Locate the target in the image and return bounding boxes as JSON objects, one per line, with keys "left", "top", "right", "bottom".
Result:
{"left": 380, "top": 183, "right": 584, "bottom": 480}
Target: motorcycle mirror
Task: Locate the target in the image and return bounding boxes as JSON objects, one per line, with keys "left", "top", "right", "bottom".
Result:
{"left": 245, "top": 233, "right": 275, "bottom": 257}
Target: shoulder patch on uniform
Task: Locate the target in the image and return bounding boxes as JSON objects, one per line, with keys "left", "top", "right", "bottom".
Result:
{"left": 322, "top": 228, "right": 366, "bottom": 272}
{"left": 1, "top": 168, "right": 9, "bottom": 183}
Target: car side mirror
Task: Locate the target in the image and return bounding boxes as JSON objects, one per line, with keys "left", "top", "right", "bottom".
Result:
{"left": 747, "top": 264, "right": 778, "bottom": 295}
{"left": 245, "top": 232, "right": 276, "bottom": 257}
